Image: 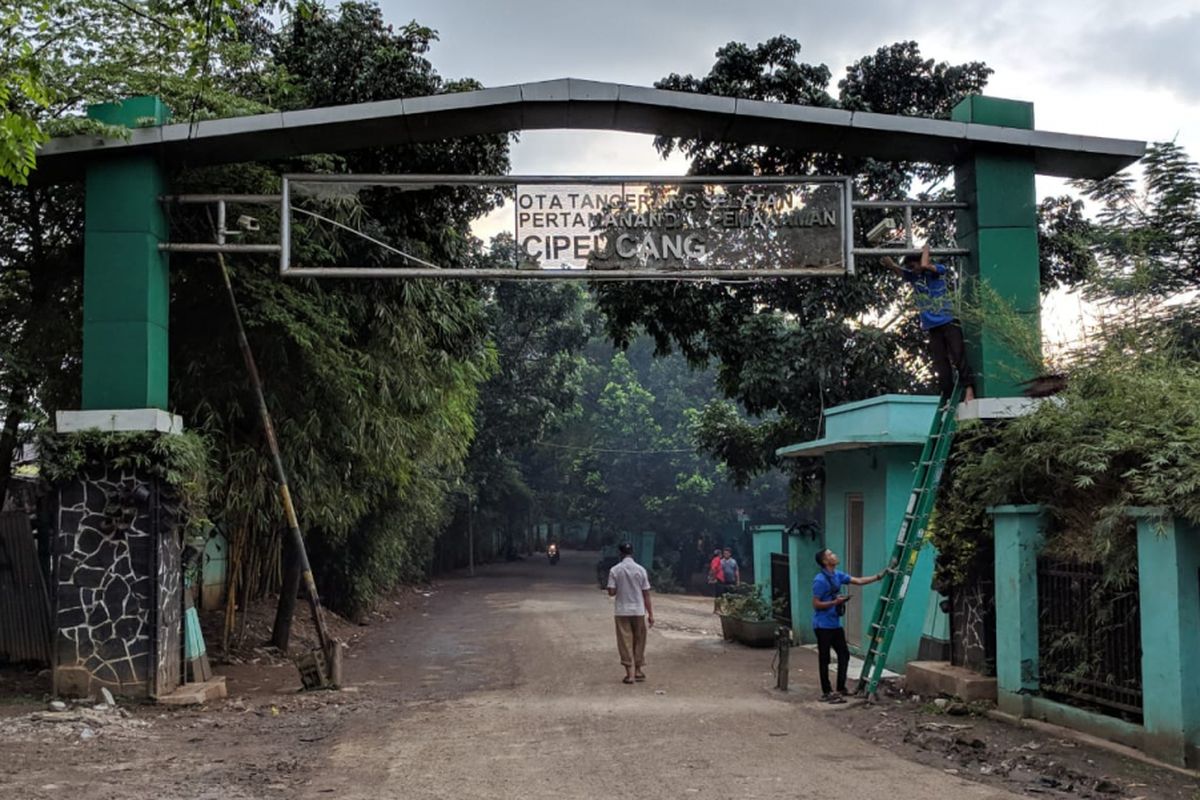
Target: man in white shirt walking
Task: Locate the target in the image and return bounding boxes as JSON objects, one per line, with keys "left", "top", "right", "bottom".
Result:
{"left": 606, "top": 542, "right": 654, "bottom": 684}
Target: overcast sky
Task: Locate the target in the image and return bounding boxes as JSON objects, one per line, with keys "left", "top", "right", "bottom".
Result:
{"left": 373, "top": 0, "right": 1199, "bottom": 351}
{"left": 377, "top": 0, "right": 1200, "bottom": 183}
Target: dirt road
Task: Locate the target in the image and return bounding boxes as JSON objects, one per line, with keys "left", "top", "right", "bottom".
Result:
{"left": 3, "top": 552, "right": 1192, "bottom": 799}
{"left": 307, "top": 554, "right": 1019, "bottom": 799}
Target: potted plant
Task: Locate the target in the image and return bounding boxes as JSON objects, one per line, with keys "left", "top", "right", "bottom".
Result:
{"left": 717, "top": 584, "right": 781, "bottom": 647}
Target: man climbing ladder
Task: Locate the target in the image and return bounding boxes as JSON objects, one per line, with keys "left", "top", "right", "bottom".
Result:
{"left": 882, "top": 244, "right": 976, "bottom": 402}
{"left": 855, "top": 380, "right": 964, "bottom": 698}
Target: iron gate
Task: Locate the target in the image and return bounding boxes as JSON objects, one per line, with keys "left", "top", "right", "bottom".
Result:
{"left": 770, "top": 553, "right": 791, "bottom": 624}
{"left": 1037, "top": 558, "right": 1142, "bottom": 720}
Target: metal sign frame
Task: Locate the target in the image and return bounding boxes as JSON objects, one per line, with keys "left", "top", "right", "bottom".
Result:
{"left": 279, "top": 174, "right": 856, "bottom": 280}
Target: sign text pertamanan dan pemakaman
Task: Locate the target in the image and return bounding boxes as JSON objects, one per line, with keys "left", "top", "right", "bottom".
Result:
{"left": 514, "top": 180, "right": 846, "bottom": 272}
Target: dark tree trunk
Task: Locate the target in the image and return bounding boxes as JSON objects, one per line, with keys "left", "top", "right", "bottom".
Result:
{"left": 0, "top": 387, "right": 26, "bottom": 508}
{"left": 271, "top": 531, "right": 302, "bottom": 652}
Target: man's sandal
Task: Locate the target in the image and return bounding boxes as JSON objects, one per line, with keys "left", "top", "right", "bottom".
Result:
{"left": 622, "top": 676, "right": 635, "bottom": 684}
{"left": 634, "top": 673, "right": 646, "bottom": 682}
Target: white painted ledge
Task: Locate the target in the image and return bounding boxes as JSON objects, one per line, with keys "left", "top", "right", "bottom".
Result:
{"left": 800, "top": 644, "right": 900, "bottom": 680}
{"left": 956, "top": 397, "right": 1044, "bottom": 421}
{"left": 56, "top": 409, "right": 185, "bottom": 434}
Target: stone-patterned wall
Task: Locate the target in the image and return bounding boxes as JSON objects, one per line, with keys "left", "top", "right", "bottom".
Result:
{"left": 53, "top": 466, "right": 180, "bottom": 697}
{"left": 950, "top": 576, "right": 996, "bottom": 675}
{"left": 155, "top": 503, "right": 181, "bottom": 694}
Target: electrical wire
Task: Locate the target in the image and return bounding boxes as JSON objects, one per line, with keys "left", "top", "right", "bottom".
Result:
{"left": 531, "top": 441, "right": 696, "bottom": 455}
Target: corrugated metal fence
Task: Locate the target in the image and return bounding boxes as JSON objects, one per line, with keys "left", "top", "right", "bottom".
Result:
{"left": 0, "top": 511, "right": 52, "bottom": 665}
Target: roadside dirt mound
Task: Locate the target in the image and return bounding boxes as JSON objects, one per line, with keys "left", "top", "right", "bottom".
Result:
{"left": 199, "top": 584, "right": 434, "bottom": 666}
{"left": 826, "top": 687, "right": 1186, "bottom": 799}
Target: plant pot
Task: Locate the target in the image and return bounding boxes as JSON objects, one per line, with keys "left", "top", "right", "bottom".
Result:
{"left": 719, "top": 615, "right": 777, "bottom": 647}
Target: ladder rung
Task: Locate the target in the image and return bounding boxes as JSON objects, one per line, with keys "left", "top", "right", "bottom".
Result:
{"left": 860, "top": 383, "right": 962, "bottom": 690}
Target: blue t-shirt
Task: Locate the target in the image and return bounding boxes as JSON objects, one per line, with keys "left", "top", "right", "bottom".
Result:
{"left": 812, "top": 569, "right": 850, "bottom": 630}
{"left": 902, "top": 264, "right": 955, "bottom": 330}
{"left": 720, "top": 557, "right": 738, "bottom": 583}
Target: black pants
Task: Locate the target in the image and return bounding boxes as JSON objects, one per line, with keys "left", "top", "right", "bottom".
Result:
{"left": 815, "top": 627, "right": 850, "bottom": 694}
{"left": 928, "top": 321, "right": 975, "bottom": 399}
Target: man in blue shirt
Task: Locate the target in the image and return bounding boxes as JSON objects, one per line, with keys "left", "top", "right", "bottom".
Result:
{"left": 883, "top": 245, "right": 976, "bottom": 402}
{"left": 812, "top": 548, "right": 885, "bottom": 703}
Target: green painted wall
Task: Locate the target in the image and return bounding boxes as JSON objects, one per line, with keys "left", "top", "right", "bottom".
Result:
{"left": 82, "top": 96, "right": 172, "bottom": 410}
{"left": 818, "top": 442, "right": 942, "bottom": 672}
{"left": 1132, "top": 511, "right": 1200, "bottom": 767}
{"left": 786, "top": 531, "right": 806, "bottom": 639}
{"left": 952, "top": 96, "right": 1042, "bottom": 398}
{"left": 630, "top": 531, "right": 655, "bottom": 568}
{"left": 751, "top": 527, "right": 777, "bottom": 606}
{"left": 882, "top": 448, "right": 940, "bottom": 669}
{"left": 991, "top": 505, "right": 1046, "bottom": 718}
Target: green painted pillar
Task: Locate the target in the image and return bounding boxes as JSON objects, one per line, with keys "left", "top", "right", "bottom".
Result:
{"left": 953, "top": 96, "right": 1042, "bottom": 398}
{"left": 1130, "top": 509, "right": 1200, "bottom": 767}
{"left": 637, "top": 530, "right": 656, "bottom": 569}
{"left": 750, "top": 524, "right": 786, "bottom": 609}
{"left": 788, "top": 531, "right": 809, "bottom": 642}
{"left": 82, "top": 96, "right": 172, "bottom": 410}
{"left": 990, "top": 504, "right": 1045, "bottom": 717}
{"left": 750, "top": 526, "right": 774, "bottom": 604}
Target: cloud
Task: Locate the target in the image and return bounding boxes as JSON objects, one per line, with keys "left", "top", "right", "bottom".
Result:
{"left": 1081, "top": 12, "right": 1200, "bottom": 101}
{"left": 379, "top": 0, "right": 936, "bottom": 89}
{"left": 369, "top": 0, "right": 1200, "bottom": 162}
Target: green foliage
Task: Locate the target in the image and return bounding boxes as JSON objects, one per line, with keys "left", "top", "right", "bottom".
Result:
{"left": 934, "top": 346, "right": 1200, "bottom": 587}
{"left": 600, "top": 38, "right": 993, "bottom": 491}
{"left": 952, "top": 282, "right": 1045, "bottom": 380}
{"left": 0, "top": 0, "right": 254, "bottom": 185}
{"left": 716, "top": 583, "right": 773, "bottom": 621}
{"left": 1074, "top": 142, "right": 1200, "bottom": 301}
{"left": 647, "top": 562, "right": 684, "bottom": 594}
{"left": 1065, "top": 142, "right": 1200, "bottom": 357}
{"left": 433, "top": 261, "right": 594, "bottom": 570}
{"left": 522, "top": 333, "right": 789, "bottom": 573}
{"left": 1037, "top": 195, "right": 1096, "bottom": 292}
{"left": 40, "top": 429, "right": 214, "bottom": 533}
{"left": 1, "top": 0, "right": 513, "bottom": 620}
{"left": 934, "top": 142, "right": 1200, "bottom": 591}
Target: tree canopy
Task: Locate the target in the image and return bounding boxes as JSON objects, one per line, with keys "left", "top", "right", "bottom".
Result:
{"left": 1, "top": 0, "right": 514, "bottom": 625}
{"left": 598, "top": 38, "right": 994, "bottom": 487}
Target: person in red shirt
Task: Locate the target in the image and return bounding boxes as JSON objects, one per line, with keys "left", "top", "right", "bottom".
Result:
{"left": 709, "top": 548, "right": 724, "bottom": 613}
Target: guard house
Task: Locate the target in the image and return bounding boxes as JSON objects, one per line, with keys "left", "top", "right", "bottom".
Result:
{"left": 766, "top": 394, "right": 945, "bottom": 673}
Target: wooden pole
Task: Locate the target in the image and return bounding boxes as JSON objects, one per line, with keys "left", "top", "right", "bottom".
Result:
{"left": 216, "top": 252, "right": 333, "bottom": 655}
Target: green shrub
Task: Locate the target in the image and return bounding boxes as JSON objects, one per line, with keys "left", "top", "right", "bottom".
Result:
{"left": 934, "top": 345, "right": 1200, "bottom": 587}
{"left": 717, "top": 583, "right": 773, "bottom": 620}
{"left": 40, "top": 429, "right": 214, "bottom": 535}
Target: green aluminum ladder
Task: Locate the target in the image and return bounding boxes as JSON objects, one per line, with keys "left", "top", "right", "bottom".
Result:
{"left": 855, "top": 382, "right": 964, "bottom": 698}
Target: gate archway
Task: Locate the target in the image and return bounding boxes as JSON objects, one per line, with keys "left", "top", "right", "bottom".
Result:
{"left": 31, "top": 78, "right": 1144, "bottom": 698}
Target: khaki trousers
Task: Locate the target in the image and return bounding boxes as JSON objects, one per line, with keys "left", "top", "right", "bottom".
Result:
{"left": 614, "top": 615, "right": 647, "bottom": 668}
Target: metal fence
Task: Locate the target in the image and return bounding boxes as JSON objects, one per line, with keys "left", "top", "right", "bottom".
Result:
{"left": 0, "top": 511, "right": 52, "bottom": 665}
{"left": 1037, "top": 558, "right": 1142, "bottom": 720}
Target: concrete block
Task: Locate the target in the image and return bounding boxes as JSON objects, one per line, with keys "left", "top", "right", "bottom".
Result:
{"left": 904, "top": 661, "right": 997, "bottom": 702}
{"left": 53, "top": 666, "right": 93, "bottom": 698}
{"left": 57, "top": 408, "right": 184, "bottom": 434}
{"left": 956, "top": 396, "right": 1044, "bottom": 421}
{"left": 157, "top": 676, "right": 227, "bottom": 706}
